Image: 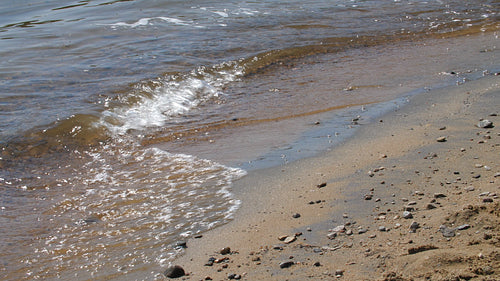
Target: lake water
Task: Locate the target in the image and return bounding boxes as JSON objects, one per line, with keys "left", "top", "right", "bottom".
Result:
{"left": 0, "top": 0, "right": 498, "bottom": 280}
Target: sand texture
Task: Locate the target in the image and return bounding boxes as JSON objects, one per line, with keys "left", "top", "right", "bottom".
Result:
{"left": 170, "top": 73, "right": 500, "bottom": 280}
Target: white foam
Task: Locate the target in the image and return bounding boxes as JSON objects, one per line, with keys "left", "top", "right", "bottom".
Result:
{"left": 100, "top": 61, "right": 244, "bottom": 136}
{"left": 103, "top": 17, "right": 195, "bottom": 29}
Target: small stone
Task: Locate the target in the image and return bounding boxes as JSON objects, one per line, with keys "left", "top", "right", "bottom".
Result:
{"left": 364, "top": 194, "right": 373, "bottom": 200}
{"left": 477, "top": 120, "right": 493, "bottom": 128}
{"left": 335, "top": 269, "right": 345, "bottom": 276}
{"left": 292, "top": 213, "right": 301, "bottom": 218}
{"left": 456, "top": 224, "right": 470, "bottom": 230}
{"left": 379, "top": 226, "right": 387, "bottom": 232}
{"left": 479, "top": 192, "right": 490, "bottom": 196}
{"left": 439, "top": 225, "right": 455, "bottom": 237}
{"left": 409, "top": 221, "right": 420, "bottom": 233}
{"left": 368, "top": 171, "right": 375, "bottom": 177}
{"left": 327, "top": 232, "right": 337, "bottom": 240}
{"left": 426, "top": 203, "right": 437, "bottom": 210}
{"left": 483, "top": 198, "right": 493, "bottom": 203}
{"left": 317, "top": 182, "right": 327, "bottom": 188}
{"left": 402, "top": 211, "right": 413, "bottom": 219}
{"left": 465, "top": 186, "right": 475, "bottom": 192}
{"left": 358, "top": 228, "right": 368, "bottom": 234}
{"left": 284, "top": 236, "right": 296, "bottom": 244}
{"left": 436, "top": 136, "right": 447, "bottom": 142}
{"left": 175, "top": 241, "right": 187, "bottom": 249}
{"left": 164, "top": 265, "right": 185, "bottom": 278}
{"left": 407, "top": 201, "right": 417, "bottom": 206}
{"left": 220, "top": 247, "right": 231, "bottom": 255}
{"left": 332, "top": 225, "right": 346, "bottom": 233}
{"left": 434, "top": 193, "right": 447, "bottom": 198}
{"left": 279, "top": 261, "right": 294, "bottom": 269}
{"left": 346, "top": 229, "right": 353, "bottom": 235}
{"left": 313, "top": 261, "right": 321, "bottom": 267}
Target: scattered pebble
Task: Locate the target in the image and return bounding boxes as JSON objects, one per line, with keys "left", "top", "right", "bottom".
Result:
{"left": 409, "top": 221, "right": 420, "bottom": 233}
{"left": 439, "top": 225, "right": 456, "bottom": 237}
{"left": 402, "top": 211, "right": 413, "bottom": 219}
{"left": 164, "top": 265, "right": 185, "bottom": 278}
{"left": 279, "top": 261, "right": 294, "bottom": 269}
{"left": 436, "top": 136, "right": 447, "bottom": 142}
{"left": 434, "top": 193, "right": 447, "bottom": 198}
{"left": 220, "top": 247, "right": 231, "bottom": 255}
{"left": 477, "top": 119, "right": 493, "bottom": 128}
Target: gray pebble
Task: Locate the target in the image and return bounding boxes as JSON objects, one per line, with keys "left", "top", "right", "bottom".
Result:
{"left": 402, "top": 211, "right": 413, "bottom": 219}
{"left": 477, "top": 119, "right": 493, "bottom": 128}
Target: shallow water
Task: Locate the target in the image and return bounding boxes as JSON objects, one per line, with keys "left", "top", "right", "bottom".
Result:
{"left": 0, "top": 0, "right": 499, "bottom": 280}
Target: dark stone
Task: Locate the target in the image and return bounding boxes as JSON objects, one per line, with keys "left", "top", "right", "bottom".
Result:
{"left": 220, "top": 247, "right": 231, "bottom": 255}
{"left": 317, "top": 182, "right": 327, "bottom": 188}
{"left": 292, "top": 213, "right": 301, "bottom": 218}
{"left": 279, "top": 261, "right": 294, "bottom": 269}
{"left": 175, "top": 241, "right": 187, "bottom": 249}
{"left": 164, "top": 265, "right": 185, "bottom": 278}
{"left": 364, "top": 194, "right": 373, "bottom": 200}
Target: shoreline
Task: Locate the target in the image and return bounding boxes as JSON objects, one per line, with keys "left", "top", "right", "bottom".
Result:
{"left": 170, "top": 71, "right": 500, "bottom": 280}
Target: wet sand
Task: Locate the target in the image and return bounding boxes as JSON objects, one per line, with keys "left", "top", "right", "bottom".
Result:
{"left": 168, "top": 65, "right": 500, "bottom": 280}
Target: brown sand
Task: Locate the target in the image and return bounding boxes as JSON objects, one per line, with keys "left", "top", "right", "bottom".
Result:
{"left": 169, "top": 68, "right": 500, "bottom": 280}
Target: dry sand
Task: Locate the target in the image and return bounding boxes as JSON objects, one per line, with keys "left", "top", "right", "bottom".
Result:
{"left": 168, "top": 70, "right": 500, "bottom": 280}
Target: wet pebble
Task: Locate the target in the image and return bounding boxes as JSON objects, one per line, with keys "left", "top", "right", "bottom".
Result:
{"left": 164, "top": 265, "right": 185, "bottom": 278}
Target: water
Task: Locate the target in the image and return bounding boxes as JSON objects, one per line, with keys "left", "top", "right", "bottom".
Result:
{"left": 0, "top": 0, "right": 499, "bottom": 280}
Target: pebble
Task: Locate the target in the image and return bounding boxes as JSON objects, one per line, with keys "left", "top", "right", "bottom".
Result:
{"left": 164, "top": 265, "right": 185, "bottom": 278}
{"left": 456, "top": 224, "right": 470, "bottom": 230}
{"left": 220, "top": 247, "right": 231, "bottom": 255}
{"left": 358, "top": 228, "right": 368, "bottom": 234}
{"left": 335, "top": 269, "right": 345, "bottom": 277}
{"left": 378, "top": 226, "right": 387, "bottom": 232}
{"left": 284, "top": 236, "right": 296, "bottom": 244}
{"left": 434, "top": 193, "right": 447, "bottom": 198}
{"left": 174, "top": 241, "right": 187, "bottom": 249}
{"left": 327, "top": 232, "right": 337, "bottom": 240}
{"left": 292, "top": 213, "right": 301, "bottom": 218}
{"left": 332, "top": 225, "right": 346, "bottom": 232}
{"left": 465, "top": 186, "right": 475, "bottom": 192}
{"left": 409, "top": 221, "right": 420, "bottom": 233}
{"left": 436, "top": 136, "right": 447, "bottom": 142}
{"left": 402, "top": 211, "right": 413, "bottom": 219}
{"left": 279, "top": 261, "right": 294, "bottom": 269}
{"left": 228, "top": 273, "right": 241, "bottom": 280}
{"left": 439, "top": 225, "right": 456, "bottom": 237}
{"left": 317, "top": 182, "right": 327, "bottom": 188}
{"left": 364, "top": 194, "right": 373, "bottom": 200}
{"left": 426, "top": 203, "right": 437, "bottom": 210}
{"left": 483, "top": 198, "right": 493, "bottom": 203}
{"left": 477, "top": 119, "right": 493, "bottom": 128}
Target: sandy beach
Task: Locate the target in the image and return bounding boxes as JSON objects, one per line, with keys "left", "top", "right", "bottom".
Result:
{"left": 167, "top": 67, "right": 500, "bottom": 281}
